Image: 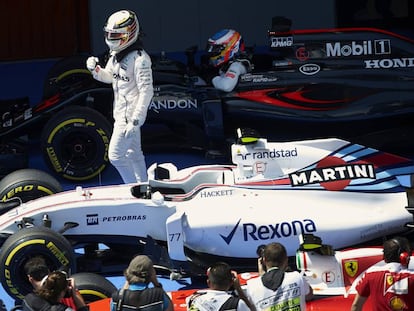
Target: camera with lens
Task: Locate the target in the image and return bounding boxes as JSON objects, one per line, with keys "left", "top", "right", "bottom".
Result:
{"left": 256, "top": 244, "right": 266, "bottom": 258}
{"left": 256, "top": 244, "right": 267, "bottom": 272}
{"left": 64, "top": 278, "right": 72, "bottom": 298}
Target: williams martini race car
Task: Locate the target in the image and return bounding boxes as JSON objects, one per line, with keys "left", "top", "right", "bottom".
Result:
{"left": 1, "top": 21, "right": 414, "bottom": 181}
{"left": 0, "top": 129, "right": 413, "bottom": 303}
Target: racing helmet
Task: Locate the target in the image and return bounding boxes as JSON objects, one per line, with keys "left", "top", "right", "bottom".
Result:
{"left": 206, "top": 29, "right": 244, "bottom": 67}
{"left": 104, "top": 10, "right": 139, "bottom": 52}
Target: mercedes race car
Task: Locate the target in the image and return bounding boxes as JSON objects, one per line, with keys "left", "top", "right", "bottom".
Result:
{"left": 1, "top": 22, "right": 414, "bottom": 181}
{"left": 0, "top": 130, "right": 413, "bottom": 302}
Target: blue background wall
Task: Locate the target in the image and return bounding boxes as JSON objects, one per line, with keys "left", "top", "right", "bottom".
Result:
{"left": 88, "top": 0, "right": 336, "bottom": 54}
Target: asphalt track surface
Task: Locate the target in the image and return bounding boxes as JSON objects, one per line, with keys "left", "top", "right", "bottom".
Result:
{"left": 0, "top": 58, "right": 211, "bottom": 309}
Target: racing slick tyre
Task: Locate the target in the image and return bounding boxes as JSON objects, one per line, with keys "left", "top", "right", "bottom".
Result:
{"left": 0, "top": 168, "right": 62, "bottom": 204}
{"left": 43, "top": 54, "right": 110, "bottom": 99}
{"left": 40, "top": 106, "right": 112, "bottom": 181}
{"left": 43, "top": 55, "right": 95, "bottom": 99}
{"left": 71, "top": 272, "right": 117, "bottom": 303}
{"left": 0, "top": 227, "right": 76, "bottom": 302}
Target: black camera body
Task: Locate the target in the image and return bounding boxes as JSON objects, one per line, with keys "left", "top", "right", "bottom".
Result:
{"left": 64, "top": 279, "right": 72, "bottom": 298}
{"left": 256, "top": 244, "right": 267, "bottom": 272}
{"left": 256, "top": 244, "right": 266, "bottom": 258}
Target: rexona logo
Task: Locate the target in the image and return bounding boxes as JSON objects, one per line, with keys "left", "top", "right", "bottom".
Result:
{"left": 289, "top": 156, "right": 376, "bottom": 190}
{"left": 299, "top": 64, "right": 320, "bottom": 75}
{"left": 236, "top": 147, "right": 298, "bottom": 161}
{"left": 326, "top": 39, "right": 391, "bottom": 57}
{"left": 220, "top": 218, "right": 316, "bottom": 244}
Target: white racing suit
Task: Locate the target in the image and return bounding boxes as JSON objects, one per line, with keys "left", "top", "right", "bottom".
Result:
{"left": 212, "top": 59, "right": 251, "bottom": 92}
{"left": 90, "top": 50, "right": 154, "bottom": 183}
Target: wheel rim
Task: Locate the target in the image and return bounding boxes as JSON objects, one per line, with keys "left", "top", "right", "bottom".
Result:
{"left": 60, "top": 131, "right": 99, "bottom": 169}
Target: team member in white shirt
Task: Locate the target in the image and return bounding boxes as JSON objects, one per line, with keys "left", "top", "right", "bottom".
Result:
{"left": 186, "top": 262, "right": 251, "bottom": 311}
{"left": 245, "top": 242, "right": 313, "bottom": 311}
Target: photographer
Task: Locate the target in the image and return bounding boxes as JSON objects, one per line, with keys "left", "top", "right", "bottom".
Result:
{"left": 23, "top": 270, "right": 89, "bottom": 311}
{"left": 245, "top": 242, "right": 313, "bottom": 311}
{"left": 24, "top": 257, "right": 88, "bottom": 311}
{"left": 186, "top": 261, "right": 252, "bottom": 311}
{"left": 111, "top": 255, "right": 173, "bottom": 311}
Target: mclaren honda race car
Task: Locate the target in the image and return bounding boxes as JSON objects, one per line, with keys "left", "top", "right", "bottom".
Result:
{"left": 0, "top": 130, "right": 413, "bottom": 302}
{"left": 1, "top": 23, "right": 413, "bottom": 181}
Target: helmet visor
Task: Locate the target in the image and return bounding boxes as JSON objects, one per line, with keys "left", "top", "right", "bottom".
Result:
{"left": 206, "top": 43, "right": 225, "bottom": 57}
{"left": 104, "top": 31, "right": 127, "bottom": 40}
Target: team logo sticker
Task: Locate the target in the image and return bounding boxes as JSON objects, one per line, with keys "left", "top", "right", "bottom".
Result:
{"left": 344, "top": 260, "right": 358, "bottom": 278}
{"left": 386, "top": 274, "right": 394, "bottom": 286}
{"left": 321, "top": 271, "right": 336, "bottom": 284}
{"left": 389, "top": 296, "right": 406, "bottom": 310}
{"left": 270, "top": 36, "right": 293, "bottom": 48}
{"left": 87, "top": 213, "right": 99, "bottom": 225}
{"left": 289, "top": 156, "right": 376, "bottom": 190}
{"left": 296, "top": 47, "right": 310, "bottom": 61}
{"left": 299, "top": 64, "right": 320, "bottom": 75}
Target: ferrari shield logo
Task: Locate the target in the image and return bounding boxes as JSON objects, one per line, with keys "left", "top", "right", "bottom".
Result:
{"left": 344, "top": 260, "right": 358, "bottom": 277}
{"left": 386, "top": 274, "right": 394, "bottom": 286}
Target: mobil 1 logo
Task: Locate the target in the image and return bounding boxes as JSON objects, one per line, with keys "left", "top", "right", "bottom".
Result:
{"left": 374, "top": 39, "right": 391, "bottom": 54}
{"left": 326, "top": 39, "right": 391, "bottom": 57}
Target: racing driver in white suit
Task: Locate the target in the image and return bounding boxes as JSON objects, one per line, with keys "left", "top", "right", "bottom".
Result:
{"left": 86, "top": 10, "right": 153, "bottom": 183}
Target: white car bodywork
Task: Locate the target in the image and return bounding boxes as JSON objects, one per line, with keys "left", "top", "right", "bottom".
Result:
{"left": 0, "top": 136, "right": 413, "bottom": 268}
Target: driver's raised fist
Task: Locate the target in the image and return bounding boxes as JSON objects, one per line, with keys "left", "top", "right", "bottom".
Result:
{"left": 86, "top": 56, "right": 99, "bottom": 72}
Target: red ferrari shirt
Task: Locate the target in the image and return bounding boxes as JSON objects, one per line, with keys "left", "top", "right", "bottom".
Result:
{"left": 355, "top": 262, "right": 414, "bottom": 311}
{"left": 61, "top": 297, "right": 77, "bottom": 310}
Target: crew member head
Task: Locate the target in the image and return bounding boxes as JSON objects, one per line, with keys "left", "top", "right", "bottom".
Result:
{"left": 206, "top": 261, "right": 234, "bottom": 291}
{"left": 262, "top": 242, "right": 289, "bottom": 271}
{"left": 383, "top": 237, "right": 412, "bottom": 267}
{"left": 24, "top": 256, "right": 50, "bottom": 290}
{"left": 206, "top": 29, "right": 244, "bottom": 67}
{"left": 36, "top": 271, "right": 70, "bottom": 303}
{"left": 104, "top": 10, "right": 139, "bottom": 52}
{"left": 124, "top": 255, "right": 156, "bottom": 284}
